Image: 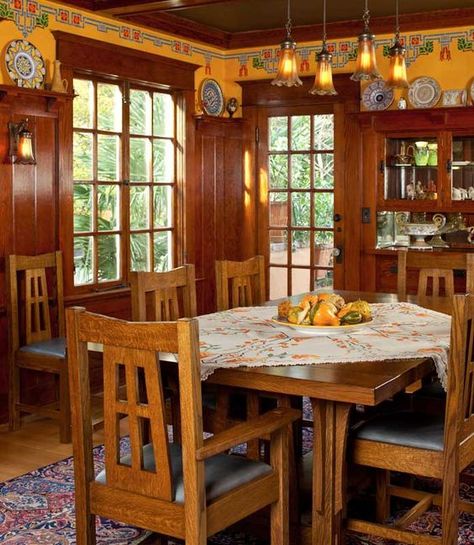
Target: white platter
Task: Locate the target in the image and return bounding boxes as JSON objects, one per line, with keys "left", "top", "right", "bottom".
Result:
{"left": 271, "top": 317, "right": 373, "bottom": 336}
{"left": 408, "top": 77, "right": 441, "bottom": 109}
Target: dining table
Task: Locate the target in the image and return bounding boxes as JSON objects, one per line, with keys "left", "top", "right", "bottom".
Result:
{"left": 201, "top": 290, "right": 452, "bottom": 545}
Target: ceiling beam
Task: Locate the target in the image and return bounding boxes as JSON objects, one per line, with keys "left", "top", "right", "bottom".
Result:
{"left": 97, "top": 0, "right": 237, "bottom": 16}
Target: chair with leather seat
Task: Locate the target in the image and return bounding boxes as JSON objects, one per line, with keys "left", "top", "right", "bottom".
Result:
{"left": 66, "top": 307, "right": 300, "bottom": 545}
{"left": 347, "top": 293, "right": 474, "bottom": 545}
{"left": 6, "top": 251, "right": 70, "bottom": 442}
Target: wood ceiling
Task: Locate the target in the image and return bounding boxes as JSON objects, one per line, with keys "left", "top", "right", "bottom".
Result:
{"left": 59, "top": 0, "right": 474, "bottom": 48}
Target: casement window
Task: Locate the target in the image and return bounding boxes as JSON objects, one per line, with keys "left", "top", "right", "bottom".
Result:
{"left": 72, "top": 77, "right": 177, "bottom": 287}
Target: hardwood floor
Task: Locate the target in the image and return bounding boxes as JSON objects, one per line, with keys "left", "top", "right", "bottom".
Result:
{"left": 0, "top": 416, "right": 124, "bottom": 482}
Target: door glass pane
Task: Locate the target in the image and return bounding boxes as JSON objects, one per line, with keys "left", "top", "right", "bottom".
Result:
{"left": 270, "top": 229, "right": 288, "bottom": 264}
{"left": 130, "top": 138, "right": 150, "bottom": 182}
{"left": 74, "top": 184, "right": 93, "bottom": 233}
{"left": 73, "top": 79, "right": 94, "bottom": 129}
{"left": 270, "top": 267, "right": 287, "bottom": 300}
{"left": 452, "top": 136, "right": 474, "bottom": 200}
{"left": 154, "top": 185, "right": 172, "bottom": 228}
{"left": 315, "top": 232, "right": 334, "bottom": 268}
{"left": 130, "top": 90, "right": 151, "bottom": 135}
{"left": 73, "top": 132, "right": 93, "bottom": 181}
{"left": 97, "top": 134, "right": 119, "bottom": 181}
{"left": 314, "top": 114, "right": 334, "bottom": 150}
{"left": 314, "top": 154, "right": 334, "bottom": 189}
{"left": 97, "top": 185, "right": 119, "bottom": 231}
{"left": 98, "top": 234, "right": 120, "bottom": 282}
{"left": 131, "top": 233, "right": 150, "bottom": 271}
{"left": 269, "top": 193, "right": 288, "bottom": 227}
{"left": 292, "top": 231, "right": 310, "bottom": 266}
{"left": 291, "top": 192, "right": 310, "bottom": 226}
{"left": 269, "top": 154, "right": 288, "bottom": 189}
{"left": 292, "top": 268, "right": 310, "bottom": 296}
{"left": 130, "top": 186, "right": 150, "bottom": 230}
{"left": 97, "top": 83, "right": 122, "bottom": 132}
{"left": 291, "top": 116, "right": 310, "bottom": 150}
{"left": 314, "top": 268, "right": 333, "bottom": 289}
{"left": 74, "top": 236, "right": 93, "bottom": 285}
{"left": 314, "top": 193, "right": 334, "bottom": 228}
{"left": 153, "top": 140, "right": 174, "bottom": 183}
{"left": 269, "top": 117, "right": 288, "bottom": 151}
{"left": 154, "top": 231, "right": 172, "bottom": 272}
{"left": 291, "top": 155, "right": 311, "bottom": 188}
{"left": 153, "top": 93, "right": 174, "bottom": 137}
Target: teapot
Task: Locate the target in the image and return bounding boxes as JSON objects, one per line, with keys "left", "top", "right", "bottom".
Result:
{"left": 393, "top": 141, "right": 414, "bottom": 165}
{"left": 414, "top": 141, "right": 429, "bottom": 166}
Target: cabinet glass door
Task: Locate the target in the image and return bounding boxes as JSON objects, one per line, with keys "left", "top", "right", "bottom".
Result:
{"left": 451, "top": 136, "right": 474, "bottom": 202}
{"left": 384, "top": 137, "right": 439, "bottom": 201}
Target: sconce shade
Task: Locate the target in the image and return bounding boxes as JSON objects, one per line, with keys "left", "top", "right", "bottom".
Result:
{"left": 8, "top": 118, "right": 36, "bottom": 165}
{"left": 310, "top": 48, "right": 337, "bottom": 95}
{"left": 271, "top": 38, "right": 303, "bottom": 87}
{"left": 350, "top": 32, "right": 382, "bottom": 81}
{"left": 386, "top": 40, "right": 409, "bottom": 88}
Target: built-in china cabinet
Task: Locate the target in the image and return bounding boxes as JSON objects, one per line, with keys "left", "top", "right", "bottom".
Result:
{"left": 358, "top": 107, "right": 474, "bottom": 293}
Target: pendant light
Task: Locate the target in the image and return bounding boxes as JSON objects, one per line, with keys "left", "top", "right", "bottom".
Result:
{"left": 385, "top": 0, "right": 409, "bottom": 88}
{"left": 350, "top": 0, "right": 382, "bottom": 81}
{"left": 271, "top": 0, "right": 302, "bottom": 87}
{"left": 309, "top": 0, "right": 337, "bottom": 95}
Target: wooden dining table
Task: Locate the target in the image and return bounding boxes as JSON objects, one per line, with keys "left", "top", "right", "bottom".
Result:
{"left": 204, "top": 290, "right": 452, "bottom": 545}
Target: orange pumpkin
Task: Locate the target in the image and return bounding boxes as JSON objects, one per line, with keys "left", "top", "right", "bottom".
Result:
{"left": 312, "top": 302, "right": 340, "bottom": 326}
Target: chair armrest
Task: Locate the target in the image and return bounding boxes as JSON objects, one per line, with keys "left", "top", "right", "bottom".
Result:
{"left": 195, "top": 407, "right": 301, "bottom": 460}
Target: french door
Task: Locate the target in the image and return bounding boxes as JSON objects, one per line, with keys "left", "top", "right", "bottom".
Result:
{"left": 257, "top": 105, "right": 344, "bottom": 300}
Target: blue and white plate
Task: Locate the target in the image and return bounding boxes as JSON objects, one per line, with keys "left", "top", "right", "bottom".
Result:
{"left": 200, "top": 78, "right": 224, "bottom": 116}
{"left": 362, "top": 81, "right": 394, "bottom": 111}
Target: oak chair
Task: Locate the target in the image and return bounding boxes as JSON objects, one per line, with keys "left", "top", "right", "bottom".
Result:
{"left": 130, "top": 265, "right": 197, "bottom": 322}
{"left": 347, "top": 294, "right": 474, "bottom": 545}
{"left": 6, "top": 251, "right": 70, "bottom": 442}
{"left": 397, "top": 249, "right": 474, "bottom": 300}
{"left": 216, "top": 255, "right": 265, "bottom": 311}
{"left": 66, "top": 307, "right": 300, "bottom": 545}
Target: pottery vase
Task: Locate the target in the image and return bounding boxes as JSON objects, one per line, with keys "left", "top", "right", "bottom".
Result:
{"left": 51, "top": 60, "right": 68, "bottom": 93}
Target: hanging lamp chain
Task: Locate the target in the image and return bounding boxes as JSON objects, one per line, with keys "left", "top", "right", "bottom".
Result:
{"left": 322, "top": 0, "right": 327, "bottom": 45}
{"left": 285, "top": 0, "right": 293, "bottom": 38}
{"left": 362, "top": 0, "right": 370, "bottom": 32}
{"left": 394, "top": 0, "right": 400, "bottom": 41}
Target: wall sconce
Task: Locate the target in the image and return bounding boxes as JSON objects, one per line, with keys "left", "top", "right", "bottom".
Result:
{"left": 8, "top": 118, "right": 36, "bottom": 165}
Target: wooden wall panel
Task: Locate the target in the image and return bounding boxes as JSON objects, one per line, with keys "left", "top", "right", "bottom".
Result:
{"left": 191, "top": 117, "right": 245, "bottom": 314}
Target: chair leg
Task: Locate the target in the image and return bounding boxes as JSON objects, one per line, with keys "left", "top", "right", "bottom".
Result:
{"left": 75, "top": 510, "right": 97, "bottom": 545}
{"left": 270, "top": 427, "right": 289, "bottom": 545}
{"left": 441, "top": 474, "right": 459, "bottom": 545}
{"left": 9, "top": 362, "right": 21, "bottom": 431}
{"left": 375, "top": 470, "right": 390, "bottom": 522}
{"left": 59, "top": 366, "right": 72, "bottom": 443}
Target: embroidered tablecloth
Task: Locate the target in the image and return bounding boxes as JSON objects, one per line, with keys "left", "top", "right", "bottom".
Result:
{"left": 197, "top": 303, "right": 451, "bottom": 387}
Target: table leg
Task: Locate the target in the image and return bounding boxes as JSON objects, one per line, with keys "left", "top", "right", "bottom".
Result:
{"left": 311, "top": 399, "right": 351, "bottom": 545}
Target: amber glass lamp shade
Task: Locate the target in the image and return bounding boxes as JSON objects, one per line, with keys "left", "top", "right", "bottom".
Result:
{"left": 385, "top": 40, "right": 409, "bottom": 89}
{"left": 16, "top": 128, "right": 36, "bottom": 164}
{"left": 271, "top": 38, "right": 303, "bottom": 87}
{"left": 350, "top": 32, "right": 382, "bottom": 81}
{"left": 310, "top": 48, "right": 337, "bottom": 95}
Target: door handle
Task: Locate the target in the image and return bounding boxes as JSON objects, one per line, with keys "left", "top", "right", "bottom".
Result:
{"left": 333, "top": 247, "right": 343, "bottom": 264}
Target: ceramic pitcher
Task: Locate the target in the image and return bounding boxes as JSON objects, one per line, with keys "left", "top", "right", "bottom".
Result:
{"left": 51, "top": 60, "right": 68, "bottom": 93}
{"left": 414, "top": 141, "right": 429, "bottom": 166}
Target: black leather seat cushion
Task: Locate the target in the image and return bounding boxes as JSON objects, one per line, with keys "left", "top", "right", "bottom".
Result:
{"left": 353, "top": 411, "right": 444, "bottom": 452}
{"left": 19, "top": 337, "right": 66, "bottom": 358}
{"left": 96, "top": 442, "right": 272, "bottom": 503}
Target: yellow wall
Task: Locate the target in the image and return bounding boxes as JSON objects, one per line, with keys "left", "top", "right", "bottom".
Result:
{"left": 0, "top": 0, "right": 473, "bottom": 114}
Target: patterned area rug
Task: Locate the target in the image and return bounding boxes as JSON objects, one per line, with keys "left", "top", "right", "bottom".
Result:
{"left": 1, "top": 414, "right": 474, "bottom": 544}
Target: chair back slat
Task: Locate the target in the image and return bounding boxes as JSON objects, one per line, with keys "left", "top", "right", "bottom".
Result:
{"left": 397, "top": 250, "right": 474, "bottom": 300}
{"left": 6, "top": 252, "right": 64, "bottom": 350}
{"left": 67, "top": 308, "right": 198, "bottom": 504}
{"left": 103, "top": 345, "right": 172, "bottom": 500}
{"left": 130, "top": 265, "right": 197, "bottom": 321}
{"left": 216, "top": 256, "right": 265, "bottom": 311}
{"left": 445, "top": 295, "right": 474, "bottom": 447}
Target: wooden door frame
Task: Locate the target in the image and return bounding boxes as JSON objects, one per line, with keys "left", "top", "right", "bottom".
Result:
{"left": 239, "top": 75, "right": 361, "bottom": 296}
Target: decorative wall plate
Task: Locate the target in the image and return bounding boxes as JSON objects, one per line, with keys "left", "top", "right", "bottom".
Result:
{"left": 408, "top": 77, "right": 441, "bottom": 109}
{"left": 199, "top": 78, "right": 224, "bottom": 116}
{"left": 5, "top": 40, "right": 45, "bottom": 89}
{"left": 362, "top": 81, "right": 394, "bottom": 111}
{"left": 470, "top": 80, "right": 474, "bottom": 105}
